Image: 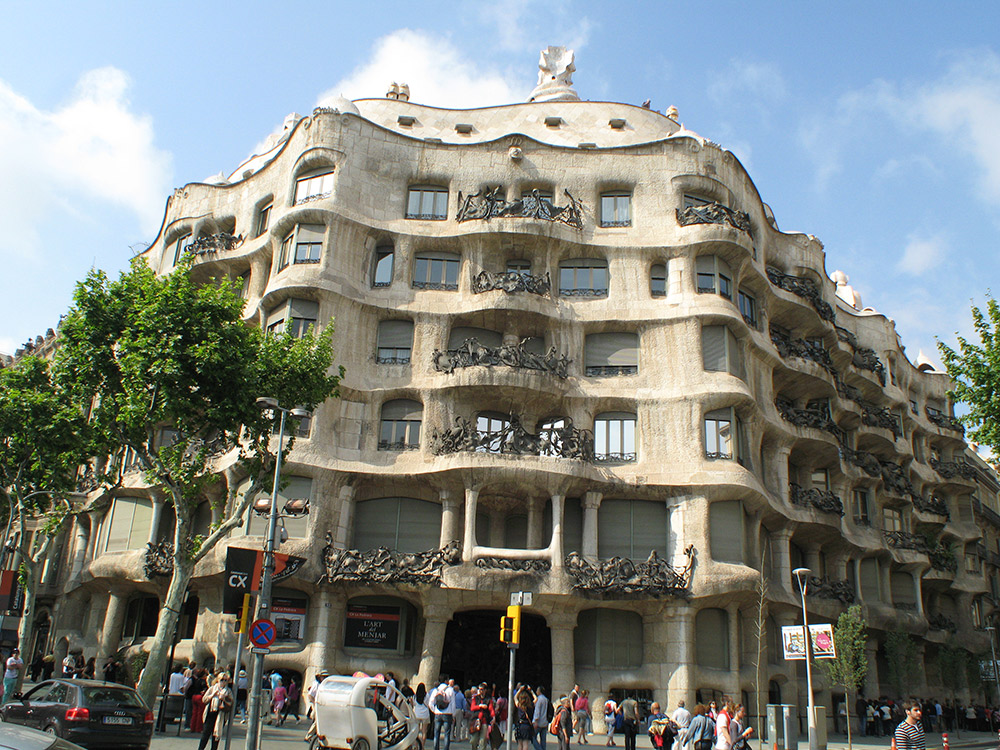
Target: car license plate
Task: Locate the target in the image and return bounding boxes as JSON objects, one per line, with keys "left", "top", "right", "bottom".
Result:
{"left": 103, "top": 716, "right": 133, "bottom": 725}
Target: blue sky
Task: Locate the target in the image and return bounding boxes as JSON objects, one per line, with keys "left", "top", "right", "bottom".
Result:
{"left": 2, "top": 0, "right": 1000, "bottom": 369}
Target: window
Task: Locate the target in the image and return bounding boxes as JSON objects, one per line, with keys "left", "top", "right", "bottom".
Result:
{"left": 702, "top": 326, "right": 744, "bottom": 379}
{"left": 379, "top": 399, "right": 422, "bottom": 451}
{"left": 683, "top": 194, "right": 713, "bottom": 209}
{"left": 353, "top": 497, "right": 441, "bottom": 552}
{"left": 810, "top": 468, "right": 830, "bottom": 491}
{"left": 448, "top": 327, "right": 503, "bottom": 350}
{"left": 966, "top": 546, "right": 982, "bottom": 574}
{"left": 372, "top": 245, "right": 394, "bottom": 287}
{"left": 890, "top": 572, "right": 916, "bottom": 610}
{"left": 559, "top": 258, "right": 608, "bottom": 297}
{"left": 294, "top": 168, "right": 334, "bottom": 204}
{"left": 909, "top": 399, "right": 918, "bottom": 415}
{"left": 539, "top": 417, "right": 567, "bottom": 457}
{"left": 507, "top": 259, "right": 531, "bottom": 275}
{"left": 266, "top": 299, "right": 319, "bottom": 338}
{"left": 242, "top": 476, "right": 311, "bottom": 538}
{"left": 696, "top": 255, "right": 732, "bottom": 299}
{"left": 172, "top": 232, "right": 192, "bottom": 266}
{"left": 575, "top": 609, "right": 643, "bottom": 668}
{"left": 476, "top": 412, "right": 510, "bottom": 454}
{"left": 597, "top": 499, "right": 668, "bottom": 559}
{"left": 278, "top": 224, "right": 324, "bottom": 270}
{"left": 255, "top": 203, "right": 272, "bottom": 238}
{"left": 882, "top": 507, "right": 904, "bottom": 532}
{"left": 600, "top": 192, "right": 631, "bottom": 227}
{"left": 376, "top": 320, "right": 413, "bottom": 364}
{"left": 585, "top": 332, "right": 638, "bottom": 376}
{"left": 704, "top": 407, "right": 748, "bottom": 465}
{"left": 738, "top": 289, "right": 758, "bottom": 328}
{"left": 122, "top": 594, "right": 159, "bottom": 640}
{"left": 103, "top": 497, "right": 153, "bottom": 552}
{"left": 859, "top": 558, "right": 880, "bottom": 599}
{"left": 521, "top": 188, "right": 554, "bottom": 202}
{"left": 237, "top": 271, "right": 251, "bottom": 299}
{"left": 272, "top": 412, "right": 311, "bottom": 438}
{"left": 413, "top": 251, "right": 460, "bottom": 290}
{"left": 594, "top": 412, "right": 636, "bottom": 463}
{"left": 695, "top": 609, "right": 730, "bottom": 669}
{"left": 650, "top": 264, "right": 666, "bottom": 297}
{"left": 406, "top": 186, "right": 448, "bottom": 220}
{"left": 710, "top": 499, "right": 745, "bottom": 564}
{"left": 852, "top": 489, "right": 870, "bottom": 526}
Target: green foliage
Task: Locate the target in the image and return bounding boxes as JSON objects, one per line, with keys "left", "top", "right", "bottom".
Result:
{"left": 885, "top": 631, "right": 919, "bottom": 698}
{"left": 938, "top": 295, "right": 1000, "bottom": 454}
{"left": 822, "top": 606, "right": 869, "bottom": 695}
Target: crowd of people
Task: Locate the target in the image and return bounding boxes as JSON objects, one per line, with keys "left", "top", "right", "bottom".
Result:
{"left": 849, "top": 695, "right": 1000, "bottom": 736}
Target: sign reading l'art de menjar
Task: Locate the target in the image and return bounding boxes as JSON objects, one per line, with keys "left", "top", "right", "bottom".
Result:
{"left": 344, "top": 604, "right": 401, "bottom": 650}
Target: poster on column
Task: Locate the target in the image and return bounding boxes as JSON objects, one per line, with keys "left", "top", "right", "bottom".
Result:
{"left": 344, "top": 604, "right": 401, "bottom": 650}
{"left": 272, "top": 596, "right": 308, "bottom": 641}
{"left": 781, "top": 623, "right": 836, "bottom": 660}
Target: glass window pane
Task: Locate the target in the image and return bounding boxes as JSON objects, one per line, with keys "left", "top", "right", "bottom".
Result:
{"left": 407, "top": 191, "right": 421, "bottom": 216}
{"left": 414, "top": 257, "right": 428, "bottom": 283}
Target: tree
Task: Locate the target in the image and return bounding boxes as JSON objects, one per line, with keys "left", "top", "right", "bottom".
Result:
{"left": 752, "top": 546, "right": 769, "bottom": 747}
{"left": 0, "top": 355, "right": 96, "bottom": 682}
{"left": 938, "top": 645, "right": 967, "bottom": 736}
{"left": 54, "top": 258, "right": 342, "bottom": 707}
{"left": 820, "top": 606, "right": 868, "bottom": 750}
{"left": 885, "top": 630, "right": 919, "bottom": 699}
{"left": 938, "top": 295, "right": 1000, "bottom": 454}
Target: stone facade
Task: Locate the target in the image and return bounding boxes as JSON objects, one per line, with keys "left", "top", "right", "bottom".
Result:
{"left": 34, "top": 58, "right": 1000, "bottom": 724}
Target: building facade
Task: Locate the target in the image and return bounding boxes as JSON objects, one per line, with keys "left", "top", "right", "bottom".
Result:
{"left": 30, "top": 49, "right": 1000, "bottom": 720}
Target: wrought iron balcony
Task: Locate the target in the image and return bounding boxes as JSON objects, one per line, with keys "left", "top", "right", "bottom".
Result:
{"left": 973, "top": 497, "right": 1000, "bottom": 529}
{"left": 913, "top": 495, "right": 950, "bottom": 519}
{"left": 860, "top": 404, "right": 902, "bottom": 438}
{"left": 927, "top": 613, "right": 958, "bottom": 633}
{"left": 929, "top": 457, "right": 977, "bottom": 481}
{"left": 676, "top": 202, "right": 752, "bottom": 235}
{"left": 456, "top": 187, "right": 584, "bottom": 229}
{"left": 882, "top": 530, "right": 930, "bottom": 553}
{"left": 929, "top": 546, "right": 958, "bottom": 572}
{"left": 473, "top": 270, "right": 551, "bottom": 296}
{"left": 376, "top": 353, "right": 411, "bottom": 365}
{"left": 432, "top": 338, "right": 570, "bottom": 378}
{"left": 834, "top": 326, "right": 887, "bottom": 385}
{"left": 770, "top": 327, "right": 836, "bottom": 372}
{"left": 925, "top": 408, "right": 964, "bottom": 432}
{"left": 560, "top": 287, "right": 608, "bottom": 297}
{"left": 565, "top": 545, "right": 694, "bottom": 597}
{"left": 143, "top": 541, "right": 173, "bottom": 579}
{"left": 405, "top": 212, "right": 447, "bottom": 220}
{"left": 594, "top": 452, "right": 637, "bottom": 464}
{"left": 775, "top": 397, "right": 843, "bottom": 439}
{"left": 766, "top": 267, "right": 835, "bottom": 322}
{"left": 430, "top": 414, "right": 594, "bottom": 461}
{"left": 319, "top": 536, "right": 461, "bottom": 585}
{"left": 804, "top": 575, "right": 856, "bottom": 604}
{"left": 184, "top": 232, "right": 244, "bottom": 256}
{"left": 790, "top": 483, "right": 844, "bottom": 516}
{"left": 412, "top": 280, "right": 458, "bottom": 291}
{"left": 586, "top": 365, "right": 638, "bottom": 377}
{"left": 378, "top": 440, "right": 420, "bottom": 452}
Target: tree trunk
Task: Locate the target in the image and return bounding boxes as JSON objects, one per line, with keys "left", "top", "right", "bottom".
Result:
{"left": 15, "top": 558, "right": 41, "bottom": 692}
{"left": 137, "top": 553, "right": 194, "bottom": 707}
{"left": 845, "top": 690, "right": 853, "bottom": 750}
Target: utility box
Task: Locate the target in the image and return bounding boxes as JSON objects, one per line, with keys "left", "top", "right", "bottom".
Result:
{"left": 812, "top": 706, "right": 827, "bottom": 750}
{"left": 765, "top": 704, "right": 797, "bottom": 750}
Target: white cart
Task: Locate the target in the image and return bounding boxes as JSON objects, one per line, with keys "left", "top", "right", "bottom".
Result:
{"left": 314, "top": 675, "right": 417, "bottom": 750}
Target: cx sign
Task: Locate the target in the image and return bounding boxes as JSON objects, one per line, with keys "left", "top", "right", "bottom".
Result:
{"left": 222, "top": 547, "right": 305, "bottom": 614}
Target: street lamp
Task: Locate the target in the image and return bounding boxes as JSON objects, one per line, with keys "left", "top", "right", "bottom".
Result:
{"left": 793, "top": 567, "right": 818, "bottom": 750}
{"left": 245, "top": 398, "right": 311, "bottom": 750}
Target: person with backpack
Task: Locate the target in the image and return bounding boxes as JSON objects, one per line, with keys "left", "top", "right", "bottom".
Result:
{"left": 430, "top": 680, "right": 456, "bottom": 750}
{"left": 553, "top": 695, "right": 574, "bottom": 750}
{"left": 604, "top": 697, "right": 619, "bottom": 747}
{"left": 471, "top": 683, "right": 496, "bottom": 750}
{"left": 533, "top": 686, "right": 551, "bottom": 750}
{"left": 682, "top": 705, "right": 715, "bottom": 750}
{"left": 514, "top": 685, "right": 536, "bottom": 750}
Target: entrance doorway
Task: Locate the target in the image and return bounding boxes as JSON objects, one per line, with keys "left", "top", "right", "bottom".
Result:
{"left": 440, "top": 610, "right": 551, "bottom": 691}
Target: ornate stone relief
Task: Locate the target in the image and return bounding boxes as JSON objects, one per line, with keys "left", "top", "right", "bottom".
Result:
{"left": 319, "top": 538, "right": 462, "bottom": 585}
{"left": 473, "top": 270, "right": 551, "bottom": 296}
{"left": 432, "top": 338, "right": 570, "bottom": 378}
{"left": 456, "top": 188, "right": 583, "bottom": 229}
{"left": 430, "top": 414, "right": 594, "bottom": 461}
{"left": 565, "top": 546, "right": 694, "bottom": 598}
{"left": 675, "top": 202, "right": 752, "bottom": 235}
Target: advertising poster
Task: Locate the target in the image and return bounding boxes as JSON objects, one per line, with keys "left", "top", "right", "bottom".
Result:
{"left": 344, "top": 604, "right": 402, "bottom": 650}
{"left": 272, "top": 596, "right": 308, "bottom": 641}
{"left": 781, "top": 623, "right": 836, "bottom": 660}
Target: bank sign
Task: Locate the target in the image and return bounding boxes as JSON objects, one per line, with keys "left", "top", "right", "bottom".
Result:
{"left": 344, "top": 604, "right": 401, "bottom": 650}
{"left": 223, "top": 547, "right": 305, "bottom": 614}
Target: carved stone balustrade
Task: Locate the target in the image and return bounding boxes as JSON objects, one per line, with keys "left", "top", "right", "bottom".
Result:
{"left": 473, "top": 270, "right": 551, "bottom": 296}
{"left": 675, "top": 202, "right": 752, "bottom": 235}
{"left": 144, "top": 541, "right": 174, "bottom": 579}
{"left": 564, "top": 546, "right": 694, "bottom": 598}
{"left": 929, "top": 458, "right": 977, "bottom": 481}
{"left": 430, "top": 414, "right": 594, "bottom": 461}
{"left": 805, "top": 575, "right": 856, "bottom": 604}
{"left": 185, "top": 232, "right": 244, "bottom": 256}
{"left": 926, "top": 408, "right": 964, "bottom": 432}
{"left": 882, "top": 530, "right": 930, "bottom": 553}
{"left": 319, "top": 537, "right": 461, "bottom": 585}
{"left": 913, "top": 495, "right": 950, "bottom": 519}
{"left": 432, "top": 338, "right": 570, "bottom": 378}
{"left": 766, "top": 267, "right": 835, "bottom": 322}
{"left": 835, "top": 326, "right": 887, "bottom": 385}
{"left": 927, "top": 613, "right": 958, "bottom": 633}
{"left": 790, "top": 483, "right": 844, "bottom": 516}
{"left": 457, "top": 187, "right": 583, "bottom": 229}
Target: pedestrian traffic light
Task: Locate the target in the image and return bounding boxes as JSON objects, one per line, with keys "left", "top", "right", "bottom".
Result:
{"left": 500, "top": 604, "right": 521, "bottom": 645}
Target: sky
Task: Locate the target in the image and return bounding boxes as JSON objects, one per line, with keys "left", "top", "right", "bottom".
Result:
{"left": 2, "top": 0, "right": 1000, "bottom": 370}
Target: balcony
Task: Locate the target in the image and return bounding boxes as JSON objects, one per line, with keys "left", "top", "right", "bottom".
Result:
{"left": 586, "top": 365, "right": 638, "bottom": 377}
{"left": 912, "top": 495, "right": 951, "bottom": 520}
{"left": 790, "top": 483, "right": 844, "bottom": 516}
{"left": 929, "top": 458, "right": 976, "bottom": 481}
{"left": 973, "top": 497, "right": 1000, "bottom": 529}
{"left": 472, "top": 270, "right": 551, "bottom": 296}
{"left": 805, "top": 576, "right": 855, "bottom": 604}
{"left": 456, "top": 187, "right": 583, "bottom": 229}
{"left": 675, "top": 202, "right": 752, "bottom": 235}
{"left": 774, "top": 397, "right": 842, "bottom": 439}
{"left": 320, "top": 539, "right": 462, "bottom": 585}
{"left": 430, "top": 414, "right": 594, "bottom": 461}
{"left": 184, "top": 232, "right": 244, "bottom": 256}
{"left": 770, "top": 327, "right": 836, "bottom": 373}
{"left": 834, "top": 326, "right": 887, "bottom": 385}
{"left": 883, "top": 530, "right": 929, "bottom": 552}
{"left": 565, "top": 546, "right": 694, "bottom": 597}
{"left": 766, "top": 267, "right": 835, "bottom": 322}
{"left": 927, "top": 612, "right": 958, "bottom": 633}
{"left": 926, "top": 408, "right": 964, "bottom": 433}
{"left": 377, "top": 440, "right": 420, "bottom": 452}
{"left": 432, "top": 338, "right": 570, "bottom": 378}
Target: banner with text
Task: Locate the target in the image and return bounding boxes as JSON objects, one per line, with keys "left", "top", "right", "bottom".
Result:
{"left": 781, "top": 623, "right": 836, "bottom": 660}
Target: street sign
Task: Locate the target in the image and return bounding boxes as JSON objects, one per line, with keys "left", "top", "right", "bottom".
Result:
{"left": 249, "top": 618, "right": 277, "bottom": 648}
{"left": 224, "top": 547, "right": 306, "bottom": 613}
{"left": 510, "top": 591, "right": 533, "bottom": 606}
{"left": 251, "top": 647, "right": 271, "bottom": 655}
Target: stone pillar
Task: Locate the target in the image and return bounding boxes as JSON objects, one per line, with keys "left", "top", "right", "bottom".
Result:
{"left": 462, "top": 487, "right": 480, "bottom": 562}
{"left": 863, "top": 639, "right": 879, "bottom": 698}
{"left": 774, "top": 446, "right": 792, "bottom": 502}
{"left": 548, "top": 611, "right": 577, "bottom": 699}
{"left": 772, "top": 529, "right": 794, "bottom": 595}
{"left": 550, "top": 494, "right": 566, "bottom": 569}
{"left": 668, "top": 254, "right": 692, "bottom": 299}
{"left": 914, "top": 573, "right": 925, "bottom": 618}
{"left": 307, "top": 589, "right": 345, "bottom": 681}
{"left": 86, "top": 508, "right": 108, "bottom": 563}
{"left": 67, "top": 515, "right": 91, "bottom": 584}
{"left": 726, "top": 603, "right": 741, "bottom": 697}
{"left": 745, "top": 511, "right": 762, "bottom": 569}
{"left": 913, "top": 641, "right": 928, "bottom": 698}
{"left": 804, "top": 548, "right": 822, "bottom": 576}
{"left": 666, "top": 606, "right": 695, "bottom": 709}
{"left": 417, "top": 606, "right": 452, "bottom": 687}
{"left": 581, "top": 491, "right": 602, "bottom": 560}
{"left": 97, "top": 591, "right": 128, "bottom": 661}
{"left": 527, "top": 497, "right": 544, "bottom": 549}
{"left": 440, "top": 490, "right": 462, "bottom": 548}
{"left": 852, "top": 559, "right": 862, "bottom": 602}
{"left": 149, "top": 498, "right": 165, "bottom": 545}
{"left": 333, "top": 485, "right": 357, "bottom": 548}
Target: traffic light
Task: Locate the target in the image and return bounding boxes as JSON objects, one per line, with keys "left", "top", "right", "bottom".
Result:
{"left": 500, "top": 604, "right": 521, "bottom": 645}
{"left": 235, "top": 593, "right": 251, "bottom": 634}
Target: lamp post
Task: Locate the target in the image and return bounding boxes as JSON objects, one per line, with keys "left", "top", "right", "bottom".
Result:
{"left": 793, "top": 567, "right": 818, "bottom": 750}
{"left": 985, "top": 624, "right": 1000, "bottom": 705}
{"left": 245, "top": 398, "right": 311, "bottom": 750}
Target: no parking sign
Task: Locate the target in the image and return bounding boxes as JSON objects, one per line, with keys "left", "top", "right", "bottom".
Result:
{"left": 249, "top": 618, "right": 277, "bottom": 648}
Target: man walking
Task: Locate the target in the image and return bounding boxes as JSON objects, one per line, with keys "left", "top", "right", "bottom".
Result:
{"left": 429, "top": 680, "right": 456, "bottom": 750}
{"left": 893, "top": 700, "right": 925, "bottom": 750}
{"left": 3, "top": 648, "right": 24, "bottom": 703}
{"left": 533, "top": 687, "right": 551, "bottom": 750}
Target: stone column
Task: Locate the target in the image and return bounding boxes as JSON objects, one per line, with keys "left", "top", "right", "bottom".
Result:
{"left": 67, "top": 515, "right": 91, "bottom": 584}
{"left": 550, "top": 493, "right": 566, "bottom": 569}
{"left": 548, "top": 611, "right": 577, "bottom": 699}
{"left": 97, "top": 591, "right": 128, "bottom": 661}
{"left": 852, "top": 559, "right": 862, "bottom": 602}
{"left": 863, "top": 639, "right": 879, "bottom": 698}
{"left": 804, "top": 548, "right": 822, "bottom": 576}
{"left": 527, "top": 497, "right": 544, "bottom": 549}
{"left": 914, "top": 573, "right": 925, "bottom": 618}
{"left": 581, "top": 491, "right": 602, "bottom": 560}
{"left": 668, "top": 254, "right": 692, "bottom": 300}
{"left": 772, "top": 529, "right": 794, "bottom": 595}
{"left": 462, "top": 487, "right": 480, "bottom": 562}
{"left": 417, "top": 606, "right": 452, "bottom": 687}
{"left": 86, "top": 508, "right": 108, "bottom": 562}
{"left": 333, "top": 485, "right": 357, "bottom": 548}
{"left": 666, "top": 605, "right": 695, "bottom": 709}
{"left": 307, "top": 589, "right": 345, "bottom": 681}
{"left": 726, "top": 603, "right": 741, "bottom": 697}
{"left": 440, "top": 490, "right": 462, "bottom": 548}
{"left": 148, "top": 498, "right": 165, "bottom": 545}
{"left": 773, "top": 446, "right": 792, "bottom": 502}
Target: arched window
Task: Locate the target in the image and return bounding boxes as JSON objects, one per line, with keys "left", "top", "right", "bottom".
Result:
{"left": 597, "top": 500, "right": 668, "bottom": 559}
{"left": 695, "top": 608, "right": 730, "bottom": 669}
{"left": 559, "top": 258, "right": 608, "bottom": 297}
{"left": 575, "top": 609, "right": 643, "bottom": 667}
{"left": 696, "top": 255, "right": 732, "bottom": 299}
{"left": 353, "top": 498, "right": 441, "bottom": 552}
{"left": 585, "top": 333, "right": 639, "bottom": 376}
{"left": 379, "top": 399, "right": 422, "bottom": 451}
{"left": 476, "top": 412, "right": 510, "bottom": 454}
{"left": 122, "top": 594, "right": 160, "bottom": 641}
{"left": 377, "top": 320, "right": 413, "bottom": 364}
{"left": 448, "top": 327, "right": 503, "bottom": 351}
{"left": 650, "top": 264, "right": 667, "bottom": 297}
{"left": 594, "top": 412, "right": 637, "bottom": 463}
{"left": 372, "top": 244, "right": 394, "bottom": 287}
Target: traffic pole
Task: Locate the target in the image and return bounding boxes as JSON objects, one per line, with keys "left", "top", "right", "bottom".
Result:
{"left": 226, "top": 594, "right": 251, "bottom": 750}
{"left": 505, "top": 644, "right": 516, "bottom": 750}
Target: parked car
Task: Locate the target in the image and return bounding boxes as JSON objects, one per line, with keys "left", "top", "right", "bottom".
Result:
{"left": 0, "top": 723, "right": 87, "bottom": 750}
{"left": 0, "top": 679, "right": 153, "bottom": 749}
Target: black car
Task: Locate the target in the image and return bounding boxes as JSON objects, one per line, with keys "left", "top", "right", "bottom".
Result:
{"left": 0, "top": 679, "right": 153, "bottom": 749}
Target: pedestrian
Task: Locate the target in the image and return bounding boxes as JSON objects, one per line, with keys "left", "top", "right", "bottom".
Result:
{"left": 894, "top": 700, "right": 925, "bottom": 750}
{"left": 713, "top": 700, "right": 733, "bottom": 750}
{"left": 671, "top": 701, "right": 691, "bottom": 731}
{"left": 198, "top": 672, "right": 233, "bottom": 750}
{"left": 620, "top": 694, "right": 640, "bottom": 750}
{"left": 304, "top": 671, "right": 329, "bottom": 744}
{"left": 62, "top": 652, "right": 76, "bottom": 678}
{"left": 556, "top": 696, "right": 574, "bottom": 750}
{"left": 188, "top": 668, "right": 208, "bottom": 733}
{"left": 604, "top": 696, "right": 619, "bottom": 747}
{"left": 707, "top": 702, "right": 718, "bottom": 721}
{"left": 728, "top": 705, "right": 752, "bottom": 750}
{"left": 496, "top": 689, "right": 509, "bottom": 740}
{"left": 236, "top": 669, "right": 249, "bottom": 723}
{"left": 471, "top": 683, "right": 495, "bottom": 750}
{"left": 855, "top": 695, "right": 867, "bottom": 737}
{"left": 453, "top": 682, "right": 469, "bottom": 741}
{"left": 429, "top": 680, "right": 456, "bottom": 750}
{"left": 513, "top": 685, "right": 535, "bottom": 750}
{"left": 683, "top": 705, "right": 715, "bottom": 750}
{"left": 574, "top": 690, "right": 590, "bottom": 744}
{"left": 646, "top": 703, "right": 677, "bottom": 750}
{"left": 284, "top": 678, "right": 300, "bottom": 722}
{"left": 2, "top": 647, "right": 24, "bottom": 703}
{"left": 412, "top": 683, "right": 431, "bottom": 750}
{"left": 83, "top": 656, "right": 96, "bottom": 680}
{"left": 532, "top": 686, "right": 551, "bottom": 750}
{"left": 272, "top": 678, "right": 288, "bottom": 726}
{"left": 29, "top": 652, "right": 43, "bottom": 682}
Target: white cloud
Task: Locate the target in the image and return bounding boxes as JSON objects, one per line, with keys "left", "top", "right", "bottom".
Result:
{"left": 708, "top": 60, "right": 787, "bottom": 105}
{"left": 897, "top": 233, "right": 948, "bottom": 275}
{"left": 477, "top": 1, "right": 593, "bottom": 54}
{"left": 317, "top": 30, "right": 528, "bottom": 109}
{"left": 0, "top": 67, "right": 171, "bottom": 258}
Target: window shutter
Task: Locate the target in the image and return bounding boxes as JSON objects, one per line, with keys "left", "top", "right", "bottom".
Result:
{"left": 597, "top": 499, "right": 633, "bottom": 559}
{"left": 717, "top": 257, "right": 732, "bottom": 279}
{"left": 354, "top": 498, "right": 399, "bottom": 551}
{"left": 266, "top": 304, "right": 287, "bottom": 330}
{"left": 586, "top": 333, "right": 638, "bottom": 367}
{"left": 710, "top": 499, "right": 743, "bottom": 563}
{"left": 378, "top": 320, "right": 413, "bottom": 349}
{"left": 395, "top": 498, "right": 441, "bottom": 552}
{"left": 702, "top": 326, "right": 727, "bottom": 371}
{"left": 382, "top": 399, "right": 422, "bottom": 420}
{"left": 630, "top": 501, "right": 668, "bottom": 558}
{"left": 296, "top": 224, "right": 325, "bottom": 243}
{"left": 125, "top": 498, "right": 153, "bottom": 549}
{"left": 448, "top": 327, "right": 502, "bottom": 349}
{"left": 105, "top": 498, "right": 135, "bottom": 552}
{"left": 288, "top": 299, "right": 319, "bottom": 319}
{"left": 695, "top": 609, "right": 730, "bottom": 669}
{"left": 696, "top": 255, "right": 715, "bottom": 275}
{"left": 890, "top": 572, "right": 915, "bottom": 605}
{"left": 859, "top": 558, "right": 880, "bottom": 599}
{"left": 522, "top": 337, "right": 545, "bottom": 355}
{"left": 727, "top": 329, "right": 745, "bottom": 379}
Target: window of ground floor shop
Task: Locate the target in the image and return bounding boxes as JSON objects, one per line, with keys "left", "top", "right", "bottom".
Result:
{"left": 343, "top": 596, "right": 416, "bottom": 655}
{"left": 441, "top": 609, "right": 550, "bottom": 689}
